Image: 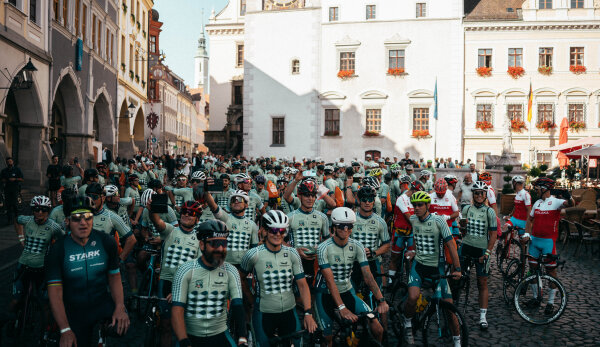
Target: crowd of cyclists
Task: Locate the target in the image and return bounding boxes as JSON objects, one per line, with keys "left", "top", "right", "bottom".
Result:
{"left": 7, "top": 152, "right": 574, "bottom": 346}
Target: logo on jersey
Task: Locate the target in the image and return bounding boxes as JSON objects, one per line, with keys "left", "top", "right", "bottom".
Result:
{"left": 266, "top": 261, "right": 273, "bottom": 269}
{"left": 195, "top": 279, "right": 204, "bottom": 288}
{"left": 299, "top": 221, "right": 305, "bottom": 227}
{"left": 349, "top": 246, "right": 353, "bottom": 251}
{"left": 334, "top": 255, "right": 341, "bottom": 263}
{"left": 91, "top": 241, "right": 96, "bottom": 247}
{"left": 283, "top": 253, "right": 288, "bottom": 257}
{"left": 219, "top": 272, "right": 224, "bottom": 277}
{"left": 69, "top": 250, "right": 100, "bottom": 261}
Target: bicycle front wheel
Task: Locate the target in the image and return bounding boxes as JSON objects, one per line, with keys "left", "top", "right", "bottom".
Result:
{"left": 514, "top": 274, "right": 567, "bottom": 325}
{"left": 498, "top": 239, "right": 524, "bottom": 275}
{"left": 502, "top": 258, "right": 523, "bottom": 305}
{"left": 422, "top": 300, "right": 469, "bottom": 347}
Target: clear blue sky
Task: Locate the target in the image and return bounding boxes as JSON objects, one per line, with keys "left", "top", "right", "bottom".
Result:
{"left": 154, "top": 0, "right": 228, "bottom": 85}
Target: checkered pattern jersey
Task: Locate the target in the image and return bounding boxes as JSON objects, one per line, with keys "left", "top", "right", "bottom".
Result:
{"left": 242, "top": 245, "right": 303, "bottom": 296}
{"left": 317, "top": 238, "right": 366, "bottom": 286}
{"left": 462, "top": 205, "right": 497, "bottom": 249}
{"left": 163, "top": 242, "right": 198, "bottom": 269}
{"left": 410, "top": 214, "right": 452, "bottom": 267}
{"left": 287, "top": 209, "right": 329, "bottom": 248}
{"left": 354, "top": 214, "right": 389, "bottom": 250}
{"left": 19, "top": 216, "right": 63, "bottom": 268}
{"left": 125, "top": 187, "right": 140, "bottom": 207}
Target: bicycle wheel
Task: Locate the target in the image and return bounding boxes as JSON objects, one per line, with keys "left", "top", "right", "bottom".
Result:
{"left": 514, "top": 274, "right": 567, "bottom": 325}
{"left": 19, "top": 296, "right": 44, "bottom": 345}
{"left": 498, "top": 239, "right": 524, "bottom": 275}
{"left": 502, "top": 259, "right": 523, "bottom": 305}
{"left": 422, "top": 300, "right": 469, "bottom": 347}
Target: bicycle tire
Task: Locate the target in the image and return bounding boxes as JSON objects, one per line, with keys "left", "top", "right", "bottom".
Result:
{"left": 514, "top": 274, "right": 567, "bottom": 325}
{"left": 422, "top": 300, "right": 469, "bottom": 347}
{"left": 498, "top": 239, "right": 524, "bottom": 275}
{"left": 502, "top": 259, "right": 523, "bottom": 305}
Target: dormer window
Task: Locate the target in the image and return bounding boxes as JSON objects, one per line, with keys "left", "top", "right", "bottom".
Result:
{"left": 539, "top": 0, "right": 552, "bottom": 9}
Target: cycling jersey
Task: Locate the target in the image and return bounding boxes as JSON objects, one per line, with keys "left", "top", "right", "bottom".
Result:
{"left": 317, "top": 238, "right": 368, "bottom": 294}
{"left": 124, "top": 186, "right": 141, "bottom": 211}
{"left": 280, "top": 194, "right": 301, "bottom": 215}
{"left": 107, "top": 197, "right": 133, "bottom": 226}
{"left": 172, "top": 260, "right": 242, "bottom": 337}
{"left": 353, "top": 213, "right": 389, "bottom": 262}
{"left": 61, "top": 176, "right": 81, "bottom": 192}
{"left": 457, "top": 183, "right": 474, "bottom": 207}
{"left": 487, "top": 186, "right": 497, "bottom": 206}
{"left": 393, "top": 193, "right": 413, "bottom": 230}
{"left": 131, "top": 170, "right": 150, "bottom": 190}
{"left": 17, "top": 216, "right": 64, "bottom": 268}
{"left": 251, "top": 189, "right": 269, "bottom": 207}
{"left": 429, "top": 191, "right": 459, "bottom": 227}
{"left": 167, "top": 186, "right": 194, "bottom": 208}
{"left": 422, "top": 179, "right": 434, "bottom": 192}
{"left": 460, "top": 204, "right": 496, "bottom": 249}
{"left": 530, "top": 196, "right": 565, "bottom": 240}
{"left": 77, "top": 184, "right": 90, "bottom": 197}
{"left": 241, "top": 245, "right": 304, "bottom": 313}
{"left": 243, "top": 191, "right": 264, "bottom": 221}
{"left": 140, "top": 206, "right": 178, "bottom": 237}
{"left": 46, "top": 230, "right": 120, "bottom": 308}
{"left": 409, "top": 214, "right": 452, "bottom": 267}
{"left": 213, "top": 207, "right": 259, "bottom": 265}
{"left": 213, "top": 189, "right": 235, "bottom": 212}
{"left": 324, "top": 178, "right": 338, "bottom": 195}
{"left": 93, "top": 207, "right": 132, "bottom": 238}
{"left": 287, "top": 208, "right": 329, "bottom": 249}
{"left": 159, "top": 223, "right": 201, "bottom": 282}
{"left": 153, "top": 168, "right": 168, "bottom": 183}
{"left": 513, "top": 189, "right": 532, "bottom": 221}
{"left": 49, "top": 205, "right": 66, "bottom": 227}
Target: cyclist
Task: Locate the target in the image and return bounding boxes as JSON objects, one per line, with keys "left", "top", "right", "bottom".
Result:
{"left": 252, "top": 175, "right": 269, "bottom": 208}
{"left": 104, "top": 184, "right": 134, "bottom": 227}
{"left": 403, "top": 191, "right": 461, "bottom": 346}
{"left": 444, "top": 175, "right": 461, "bottom": 237}
{"left": 234, "top": 173, "right": 266, "bottom": 221}
{"left": 362, "top": 176, "right": 383, "bottom": 216}
{"left": 524, "top": 177, "right": 573, "bottom": 315}
{"left": 389, "top": 164, "right": 403, "bottom": 205}
{"left": 459, "top": 181, "right": 498, "bottom": 330}
{"left": 124, "top": 174, "right": 141, "bottom": 225}
{"left": 140, "top": 186, "right": 178, "bottom": 240}
{"left": 315, "top": 207, "right": 388, "bottom": 346}
{"left": 283, "top": 171, "right": 336, "bottom": 213}
{"left": 241, "top": 210, "right": 317, "bottom": 346}
{"left": 48, "top": 188, "right": 76, "bottom": 227}
{"left": 77, "top": 168, "right": 100, "bottom": 197}
{"left": 419, "top": 170, "right": 434, "bottom": 193}
{"left": 430, "top": 179, "right": 460, "bottom": 238}
{"left": 212, "top": 173, "right": 235, "bottom": 211}
{"left": 504, "top": 175, "right": 531, "bottom": 236}
{"left": 46, "top": 196, "right": 129, "bottom": 346}
{"left": 456, "top": 173, "right": 474, "bottom": 210}
{"left": 166, "top": 172, "right": 197, "bottom": 213}
{"left": 171, "top": 220, "right": 248, "bottom": 346}
{"left": 477, "top": 172, "right": 499, "bottom": 216}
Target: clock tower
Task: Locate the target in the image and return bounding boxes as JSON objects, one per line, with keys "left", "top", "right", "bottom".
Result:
{"left": 194, "top": 27, "right": 209, "bottom": 90}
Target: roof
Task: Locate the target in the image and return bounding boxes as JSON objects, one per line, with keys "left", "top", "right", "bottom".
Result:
{"left": 465, "top": 0, "right": 524, "bottom": 21}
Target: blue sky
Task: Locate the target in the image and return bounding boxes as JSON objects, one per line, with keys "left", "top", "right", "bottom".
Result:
{"left": 154, "top": 0, "right": 228, "bottom": 85}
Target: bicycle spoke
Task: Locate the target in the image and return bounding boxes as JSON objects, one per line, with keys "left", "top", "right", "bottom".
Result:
{"left": 514, "top": 274, "right": 567, "bottom": 325}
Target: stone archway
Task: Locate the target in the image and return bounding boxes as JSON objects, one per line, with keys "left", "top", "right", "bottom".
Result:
{"left": 132, "top": 108, "right": 145, "bottom": 152}
{"left": 93, "top": 91, "right": 115, "bottom": 149}
{"left": 52, "top": 68, "right": 84, "bottom": 161}
{"left": 117, "top": 100, "right": 135, "bottom": 158}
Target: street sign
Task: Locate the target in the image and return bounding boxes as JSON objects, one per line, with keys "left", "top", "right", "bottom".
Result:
{"left": 151, "top": 137, "right": 157, "bottom": 143}
{"left": 590, "top": 159, "right": 597, "bottom": 168}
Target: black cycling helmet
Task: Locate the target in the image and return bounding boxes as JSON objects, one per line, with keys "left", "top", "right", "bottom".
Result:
{"left": 148, "top": 179, "right": 163, "bottom": 190}
{"left": 85, "top": 182, "right": 104, "bottom": 196}
{"left": 64, "top": 196, "right": 95, "bottom": 216}
{"left": 357, "top": 186, "right": 377, "bottom": 200}
{"left": 84, "top": 168, "right": 99, "bottom": 179}
{"left": 533, "top": 177, "right": 555, "bottom": 191}
{"left": 195, "top": 220, "right": 229, "bottom": 240}
{"left": 410, "top": 180, "right": 425, "bottom": 192}
{"left": 297, "top": 178, "right": 318, "bottom": 196}
{"left": 316, "top": 164, "right": 325, "bottom": 171}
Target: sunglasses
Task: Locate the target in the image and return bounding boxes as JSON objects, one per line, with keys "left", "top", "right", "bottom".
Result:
{"left": 181, "top": 209, "right": 199, "bottom": 217}
{"left": 240, "top": 179, "right": 252, "bottom": 184}
{"left": 413, "top": 202, "right": 426, "bottom": 208}
{"left": 231, "top": 197, "right": 246, "bottom": 204}
{"left": 360, "top": 197, "right": 375, "bottom": 203}
{"left": 32, "top": 207, "right": 50, "bottom": 213}
{"left": 178, "top": 178, "right": 187, "bottom": 181}
{"left": 87, "top": 193, "right": 101, "bottom": 200}
{"left": 206, "top": 239, "right": 227, "bottom": 248}
{"left": 473, "top": 191, "right": 486, "bottom": 196}
{"left": 70, "top": 212, "right": 94, "bottom": 222}
{"left": 268, "top": 227, "right": 287, "bottom": 235}
{"left": 301, "top": 194, "right": 317, "bottom": 198}
{"left": 191, "top": 179, "right": 202, "bottom": 184}
{"left": 334, "top": 223, "right": 354, "bottom": 230}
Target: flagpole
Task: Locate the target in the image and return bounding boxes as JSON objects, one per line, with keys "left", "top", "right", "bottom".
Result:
{"left": 527, "top": 79, "right": 533, "bottom": 166}
{"left": 433, "top": 78, "right": 438, "bottom": 161}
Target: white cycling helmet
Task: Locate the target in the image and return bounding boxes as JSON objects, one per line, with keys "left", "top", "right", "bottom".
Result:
{"left": 104, "top": 185, "right": 119, "bottom": 197}
{"left": 282, "top": 167, "right": 293, "bottom": 175}
{"left": 140, "top": 189, "right": 156, "bottom": 206}
{"left": 512, "top": 175, "right": 525, "bottom": 184}
{"left": 262, "top": 210, "right": 289, "bottom": 229}
{"left": 191, "top": 171, "right": 206, "bottom": 181}
{"left": 235, "top": 173, "right": 251, "bottom": 184}
{"left": 331, "top": 207, "right": 356, "bottom": 224}
{"left": 362, "top": 176, "right": 381, "bottom": 190}
{"left": 420, "top": 170, "right": 431, "bottom": 178}
{"left": 471, "top": 181, "right": 489, "bottom": 192}
{"left": 30, "top": 195, "right": 51, "bottom": 208}
{"left": 230, "top": 190, "right": 249, "bottom": 203}
{"left": 324, "top": 165, "right": 335, "bottom": 174}
{"left": 290, "top": 168, "right": 299, "bottom": 175}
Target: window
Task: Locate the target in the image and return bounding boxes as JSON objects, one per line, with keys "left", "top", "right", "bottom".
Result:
{"left": 135, "top": 53, "right": 139, "bottom": 75}
{"left": 366, "top": 109, "right": 381, "bottom": 134}
{"left": 389, "top": 50, "right": 405, "bottom": 69}
{"left": 63, "top": 0, "right": 69, "bottom": 27}
{"left": 508, "top": 48, "right": 522, "bottom": 67}
{"left": 476, "top": 152, "right": 490, "bottom": 170}
{"left": 74, "top": 0, "right": 80, "bottom": 33}
{"left": 537, "top": 153, "right": 552, "bottom": 167}
{"left": 366, "top": 5, "right": 376, "bottom": 20}
{"left": 537, "top": 103, "right": 554, "bottom": 124}
{"left": 233, "top": 84, "right": 243, "bottom": 105}
{"left": 236, "top": 44, "right": 244, "bottom": 67}
{"left": 53, "top": 0, "right": 59, "bottom": 21}
{"left": 476, "top": 104, "right": 493, "bottom": 123}
{"left": 413, "top": 108, "right": 429, "bottom": 131}
{"left": 150, "top": 35, "right": 156, "bottom": 53}
{"left": 291, "top": 59, "right": 300, "bottom": 74}
{"left": 539, "top": 47, "right": 553, "bottom": 67}
{"left": 539, "top": 0, "right": 552, "bottom": 9}
{"left": 121, "top": 35, "right": 126, "bottom": 65}
{"left": 571, "top": 0, "right": 584, "bottom": 8}
{"left": 110, "top": 33, "right": 114, "bottom": 64}
{"left": 272, "top": 118, "right": 285, "bottom": 145}
{"left": 240, "top": 0, "right": 246, "bottom": 16}
{"left": 136, "top": 1, "right": 140, "bottom": 19}
{"left": 106, "top": 29, "right": 110, "bottom": 59}
{"left": 82, "top": 4, "right": 87, "bottom": 39}
{"left": 340, "top": 52, "right": 355, "bottom": 71}
{"left": 96, "top": 19, "right": 101, "bottom": 53}
{"left": 324, "top": 109, "right": 340, "bottom": 136}
{"left": 568, "top": 103, "right": 585, "bottom": 123}
{"left": 478, "top": 49, "right": 492, "bottom": 68}
{"left": 507, "top": 104, "right": 523, "bottom": 121}
{"left": 92, "top": 14, "right": 96, "bottom": 49}
{"left": 142, "top": 11, "right": 146, "bottom": 30}
{"left": 30, "top": 0, "right": 38, "bottom": 24}
{"left": 329, "top": 7, "right": 339, "bottom": 21}
{"left": 129, "top": 44, "right": 134, "bottom": 71}
{"left": 570, "top": 47, "right": 584, "bottom": 66}
{"left": 8, "top": 0, "right": 17, "bottom": 7}
{"left": 416, "top": 3, "right": 426, "bottom": 17}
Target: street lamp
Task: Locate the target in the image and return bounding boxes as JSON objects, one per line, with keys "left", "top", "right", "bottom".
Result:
{"left": 128, "top": 102, "right": 136, "bottom": 118}
{"left": 1, "top": 58, "right": 37, "bottom": 90}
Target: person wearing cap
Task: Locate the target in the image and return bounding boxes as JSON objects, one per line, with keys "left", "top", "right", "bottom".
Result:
{"left": 171, "top": 220, "right": 248, "bottom": 347}
{"left": 96, "top": 162, "right": 108, "bottom": 186}
{"left": 404, "top": 165, "right": 417, "bottom": 182}
{"left": 165, "top": 173, "right": 195, "bottom": 214}
{"left": 124, "top": 174, "right": 142, "bottom": 224}
{"left": 60, "top": 161, "right": 84, "bottom": 193}
{"left": 425, "top": 160, "right": 437, "bottom": 178}
{"left": 77, "top": 168, "right": 100, "bottom": 198}
{"left": 234, "top": 174, "right": 266, "bottom": 221}
{"left": 211, "top": 173, "right": 235, "bottom": 212}
{"left": 46, "top": 196, "right": 130, "bottom": 346}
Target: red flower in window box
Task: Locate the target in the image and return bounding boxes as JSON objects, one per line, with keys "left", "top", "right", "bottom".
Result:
{"left": 387, "top": 68, "right": 405, "bottom": 76}
{"left": 476, "top": 67, "right": 492, "bottom": 77}
{"left": 337, "top": 70, "right": 355, "bottom": 79}
{"left": 476, "top": 121, "right": 493, "bottom": 131}
{"left": 411, "top": 129, "right": 430, "bottom": 138}
{"left": 538, "top": 66, "right": 552, "bottom": 75}
{"left": 536, "top": 120, "right": 556, "bottom": 132}
{"left": 569, "top": 65, "right": 586, "bottom": 74}
{"left": 569, "top": 120, "right": 586, "bottom": 131}
{"left": 510, "top": 119, "right": 527, "bottom": 133}
{"left": 507, "top": 66, "right": 525, "bottom": 79}
{"left": 363, "top": 131, "right": 380, "bottom": 137}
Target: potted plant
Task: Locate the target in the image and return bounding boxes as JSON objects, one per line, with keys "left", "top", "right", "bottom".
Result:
{"left": 387, "top": 68, "right": 405, "bottom": 76}
{"left": 538, "top": 66, "right": 552, "bottom": 75}
{"left": 363, "top": 130, "right": 379, "bottom": 137}
{"left": 142, "top": 80, "right": 146, "bottom": 88}
{"left": 569, "top": 120, "right": 586, "bottom": 131}
{"left": 135, "top": 75, "right": 140, "bottom": 83}
{"left": 130, "top": 13, "right": 135, "bottom": 23}
{"left": 569, "top": 65, "right": 586, "bottom": 74}
{"left": 507, "top": 66, "right": 525, "bottom": 79}
{"left": 536, "top": 120, "right": 556, "bottom": 132}
{"left": 136, "top": 21, "right": 141, "bottom": 31}
{"left": 476, "top": 120, "right": 493, "bottom": 131}
{"left": 122, "top": 2, "right": 127, "bottom": 12}
{"left": 129, "top": 70, "right": 134, "bottom": 79}
{"left": 412, "top": 129, "right": 430, "bottom": 138}
{"left": 337, "top": 70, "right": 355, "bottom": 79}
{"left": 510, "top": 119, "right": 527, "bottom": 133}
{"left": 500, "top": 165, "right": 516, "bottom": 215}
{"left": 120, "top": 63, "right": 126, "bottom": 72}
{"left": 476, "top": 66, "right": 492, "bottom": 77}
{"left": 142, "top": 30, "right": 146, "bottom": 38}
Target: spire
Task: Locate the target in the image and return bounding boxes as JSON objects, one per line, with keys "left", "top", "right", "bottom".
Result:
{"left": 195, "top": 9, "right": 207, "bottom": 58}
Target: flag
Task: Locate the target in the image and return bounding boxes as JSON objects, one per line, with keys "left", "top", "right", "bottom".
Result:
{"left": 433, "top": 79, "right": 438, "bottom": 120}
{"left": 527, "top": 82, "right": 533, "bottom": 122}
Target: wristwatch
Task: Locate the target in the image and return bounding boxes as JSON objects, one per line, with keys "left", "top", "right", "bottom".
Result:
{"left": 377, "top": 297, "right": 386, "bottom": 304}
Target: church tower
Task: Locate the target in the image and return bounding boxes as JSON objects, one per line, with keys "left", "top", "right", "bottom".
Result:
{"left": 194, "top": 17, "right": 209, "bottom": 90}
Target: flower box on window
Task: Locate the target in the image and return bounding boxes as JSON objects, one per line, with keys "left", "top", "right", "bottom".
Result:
{"left": 476, "top": 67, "right": 492, "bottom": 77}
{"left": 507, "top": 66, "right": 525, "bottom": 79}
{"left": 538, "top": 66, "right": 552, "bottom": 75}
{"left": 120, "top": 63, "right": 126, "bottom": 72}
{"left": 387, "top": 68, "right": 405, "bottom": 76}
{"left": 476, "top": 121, "right": 493, "bottom": 131}
{"left": 324, "top": 130, "right": 339, "bottom": 136}
{"left": 536, "top": 120, "right": 556, "bottom": 132}
{"left": 129, "top": 70, "right": 134, "bottom": 79}
{"left": 570, "top": 65, "right": 586, "bottom": 74}
{"left": 337, "top": 70, "right": 355, "bottom": 79}
{"left": 411, "top": 129, "right": 430, "bottom": 138}
{"left": 363, "top": 131, "right": 380, "bottom": 137}
{"left": 569, "top": 120, "right": 586, "bottom": 131}
{"left": 510, "top": 119, "right": 527, "bottom": 133}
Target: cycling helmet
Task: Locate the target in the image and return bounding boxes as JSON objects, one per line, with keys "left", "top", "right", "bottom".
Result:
{"left": 434, "top": 179, "right": 448, "bottom": 195}
{"left": 444, "top": 174, "right": 458, "bottom": 186}
{"left": 255, "top": 175, "right": 266, "bottom": 184}
{"left": 232, "top": 161, "right": 242, "bottom": 169}
{"left": 478, "top": 172, "right": 493, "bottom": 182}
{"left": 290, "top": 168, "right": 299, "bottom": 175}
{"left": 533, "top": 177, "right": 555, "bottom": 190}
{"left": 64, "top": 196, "right": 95, "bottom": 216}
{"left": 357, "top": 186, "right": 377, "bottom": 200}
{"left": 410, "top": 181, "right": 425, "bottom": 192}
{"left": 195, "top": 220, "right": 229, "bottom": 240}
{"left": 324, "top": 165, "right": 335, "bottom": 174}
{"left": 362, "top": 176, "right": 381, "bottom": 190}
{"left": 419, "top": 170, "right": 431, "bottom": 178}
{"left": 84, "top": 168, "right": 99, "bottom": 180}
{"left": 191, "top": 171, "right": 206, "bottom": 181}
{"left": 512, "top": 175, "right": 525, "bottom": 184}
{"left": 471, "top": 181, "right": 489, "bottom": 192}
{"left": 399, "top": 175, "right": 412, "bottom": 184}
{"left": 262, "top": 210, "right": 290, "bottom": 229}
{"left": 235, "top": 173, "right": 251, "bottom": 184}
{"left": 148, "top": 179, "right": 163, "bottom": 190}
{"left": 277, "top": 175, "right": 289, "bottom": 185}
{"left": 297, "top": 178, "right": 318, "bottom": 195}
{"left": 368, "top": 168, "right": 383, "bottom": 177}
{"left": 140, "top": 189, "right": 156, "bottom": 206}
{"left": 410, "top": 191, "right": 432, "bottom": 204}
{"left": 181, "top": 200, "right": 202, "bottom": 217}
{"left": 128, "top": 174, "right": 139, "bottom": 182}
{"left": 316, "top": 164, "right": 325, "bottom": 171}
{"left": 283, "top": 167, "right": 293, "bottom": 175}
{"left": 30, "top": 195, "right": 51, "bottom": 208}
{"left": 351, "top": 161, "right": 360, "bottom": 167}
{"left": 230, "top": 190, "right": 250, "bottom": 203}
{"left": 86, "top": 183, "right": 104, "bottom": 196}
{"left": 104, "top": 185, "right": 119, "bottom": 197}
{"left": 331, "top": 207, "right": 357, "bottom": 224}
{"left": 390, "top": 163, "right": 401, "bottom": 174}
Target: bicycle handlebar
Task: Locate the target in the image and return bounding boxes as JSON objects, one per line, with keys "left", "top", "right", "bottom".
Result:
{"left": 132, "top": 295, "right": 168, "bottom": 302}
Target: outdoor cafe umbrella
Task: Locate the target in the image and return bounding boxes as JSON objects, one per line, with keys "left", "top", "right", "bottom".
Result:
{"left": 557, "top": 118, "right": 569, "bottom": 168}
{"left": 567, "top": 143, "right": 600, "bottom": 158}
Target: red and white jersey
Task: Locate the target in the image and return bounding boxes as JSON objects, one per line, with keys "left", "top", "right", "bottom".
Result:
{"left": 393, "top": 193, "right": 413, "bottom": 229}
{"left": 530, "top": 197, "right": 565, "bottom": 240}
{"left": 487, "top": 186, "right": 497, "bottom": 205}
{"left": 513, "top": 189, "right": 532, "bottom": 221}
{"left": 429, "top": 191, "right": 458, "bottom": 227}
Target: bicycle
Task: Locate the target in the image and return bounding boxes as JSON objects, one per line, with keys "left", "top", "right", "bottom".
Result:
{"left": 267, "top": 328, "right": 324, "bottom": 347}
{"left": 137, "top": 246, "right": 161, "bottom": 298}
{"left": 513, "top": 253, "right": 567, "bottom": 325}
{"left": 132, "top": 295, "right": 169, "bottom": 346}
{"left": 7, "top": 267, "right": 45, "bottom": 345}
{"left": 450, "top": 253, "right": 475, "bottom": 313}
{"left": 501, "top": 237, "right": 530, "bottom": 305}
{"left": 496, "top": 224, "right": 525, "bottom": 275}
{"left": 332, "top": 312, "right": 383, "bottom": 347}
